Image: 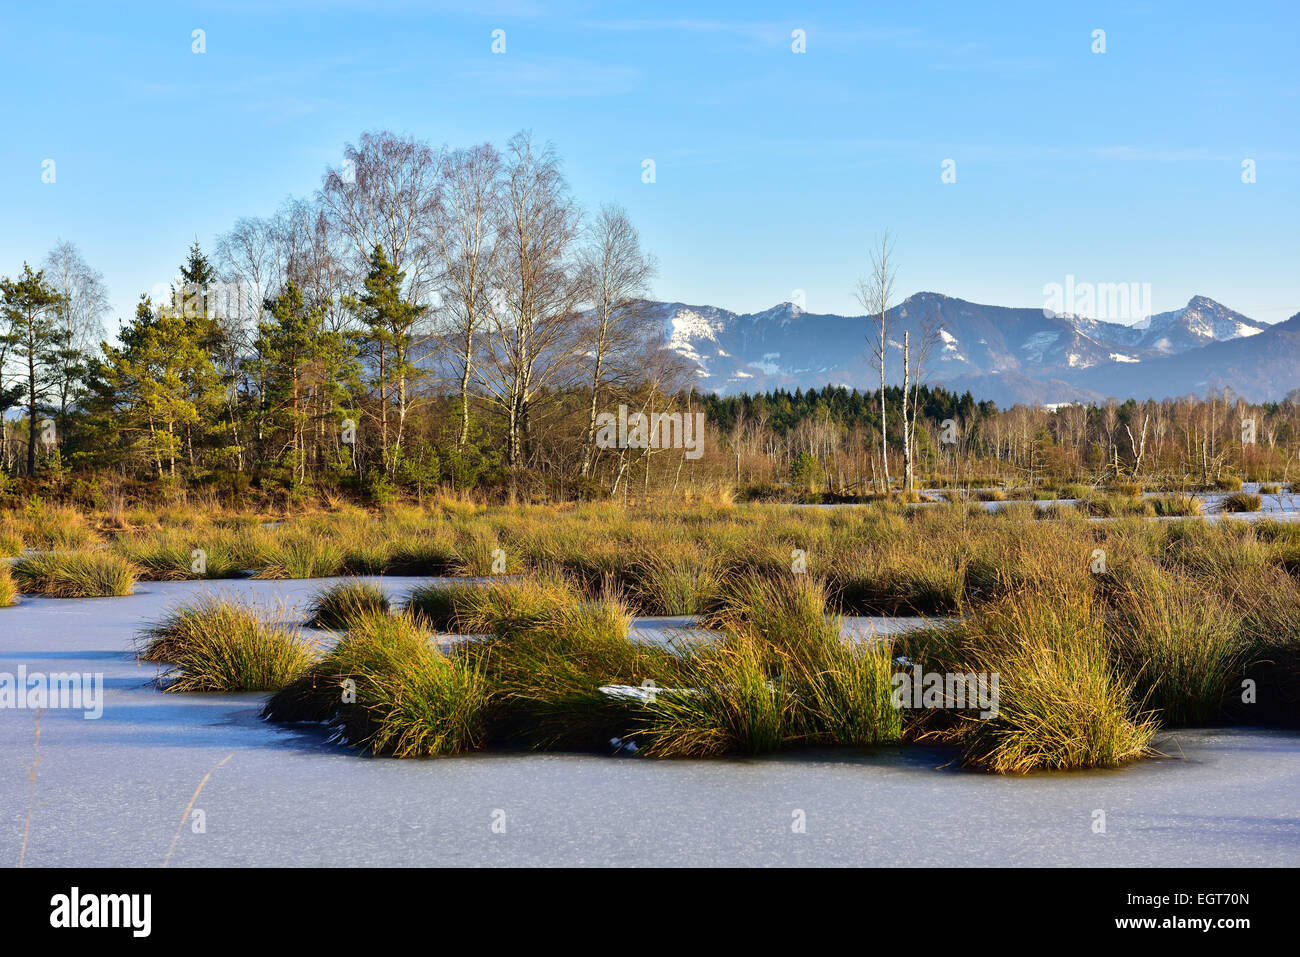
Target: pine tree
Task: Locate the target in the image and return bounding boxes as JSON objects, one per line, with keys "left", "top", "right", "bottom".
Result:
{"left": 346, "top": 245, "right": 428, "bottom": 474}
{"left": 254, "top": 281, "right": 359, "bottom": 485}
{"left": 1, "top": 264, "right": 65, "bottom": 475}
{"left": 91, "top": 295, "right": 223, "bottom": 479}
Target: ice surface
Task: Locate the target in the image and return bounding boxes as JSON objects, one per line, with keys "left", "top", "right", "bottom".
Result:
{"left": 2, "top": 577, "right": 1297, "bottom": 866}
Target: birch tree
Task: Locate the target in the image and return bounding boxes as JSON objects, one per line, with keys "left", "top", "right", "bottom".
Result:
{"left": 576, "top": 203, "right": 657, "bottom": 478}
{"left": 433, "top": 143, "right": 502, "bottom": 449}
{"left": 481, "top": 132, "right": 582, "bottom": 469}
{"left": 855, "top": 232, "right": 896, "bottom": 493}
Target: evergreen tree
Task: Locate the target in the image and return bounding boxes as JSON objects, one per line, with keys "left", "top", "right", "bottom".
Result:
{"left": 92, "top": 295, "right": 224, "bottom": 479}
{"left": 346, "top": 245, "right": 428, "bottom": 474}
{"left": 1, "top": 264, "right": 65, "bottom": 475}
{"left": 254, "top": 281, "right": 359, "bottom": 484}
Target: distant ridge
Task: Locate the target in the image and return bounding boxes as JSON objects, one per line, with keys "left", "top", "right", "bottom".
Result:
{"left": 646, "top": 293, "right": 1295, "bottom": 405}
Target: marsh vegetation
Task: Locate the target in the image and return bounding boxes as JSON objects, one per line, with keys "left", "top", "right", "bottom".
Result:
{"left": 4, "top": 495, "right": 1278, "bottom": 774}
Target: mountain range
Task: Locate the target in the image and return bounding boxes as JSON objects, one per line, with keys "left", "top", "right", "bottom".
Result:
{"left": 649, "top": 293, "right": 1300, "bottom": 406}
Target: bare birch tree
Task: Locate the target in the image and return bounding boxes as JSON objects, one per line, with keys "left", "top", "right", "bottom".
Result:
{"left": 855, "top": 232, "right": 896, "bottom": 493}
{"left": 480, "top": 132, "right": 583, "bottom": 469}
{"left": 433, "top": 143, "right": 501, "bottom": 449}
{"left": 901, "top": 316, "right": 940, "bottom": 492}
{"left": 320, "top": 132, "right": 443, "bottom": 458}
{"left": 576, "top": 203, "right": 658, "bottom": 479}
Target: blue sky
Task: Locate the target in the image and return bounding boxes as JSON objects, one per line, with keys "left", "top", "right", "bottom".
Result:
{"left": 2, "top": 0, "right": 1297, "bottom": 330}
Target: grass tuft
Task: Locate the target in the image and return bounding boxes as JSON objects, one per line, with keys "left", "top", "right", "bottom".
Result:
{"left": 1151, "top": 493, "right": 1203, "bottom": 517}
{"left": 265, "top": 610, "right": 487, "bottom": 756}
{"left": 138, "top": 596, "right": 316, "bottom": 692}
{"left": 1220, "top": 492, "right": 1262, "bottom": 513}
{"left": 11, "top": 551, "right": 138, "bottom": 598}
{"left": 0, "top": 564, "right": 17, "bottom": 607}
{"left": 304, "top": 579, "right": 391, "bottom": 629}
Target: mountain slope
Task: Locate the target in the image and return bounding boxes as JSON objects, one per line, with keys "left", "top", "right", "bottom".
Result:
{"left": 1072, "top": 310, "right": 1300, "bottom": 401}
{"left": 651, "top": 293, "right": 1292, "bottom": 405}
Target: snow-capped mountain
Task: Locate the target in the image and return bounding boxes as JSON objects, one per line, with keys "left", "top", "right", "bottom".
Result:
{"left": 1125, "top": 296, "right": 1268, "bottom": 355}
{"left": 649, "top": 293, "right": 1293, "bottom": 405}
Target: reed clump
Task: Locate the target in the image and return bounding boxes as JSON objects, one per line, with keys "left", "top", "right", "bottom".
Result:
{"left": 1220, "top": 492, "right": 1262, "bottom": 513}
{"left": 0, "top": 564, "right": 17, "bottom": 608}
{"left": 138, "top": 596, "right": 316, "bottom": 692}
{"left": 925, "top": 587, "right": 1158, "bottom": 773}
{"left": 1109, "top": 573, "right": 1246, "bottom": 725}
{"left": 11, "top": 551, "right": 138, "bottom": 597}
{"left": 265, "top": 610, "right": 487, "bottom": 756}
{"left": 304, "top": 578, "right": 391, "bottom": 629}
{"left": 403, "top": 580, "right": 485, "bottom": 630}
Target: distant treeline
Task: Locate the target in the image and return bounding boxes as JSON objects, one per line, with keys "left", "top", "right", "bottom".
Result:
{"left": 700, "top": 384, "right": 995, "bottom": 437}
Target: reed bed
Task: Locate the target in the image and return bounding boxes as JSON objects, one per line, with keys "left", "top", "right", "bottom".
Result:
{"left": 8, "top": 497, "right": 1299, "bottom": 771}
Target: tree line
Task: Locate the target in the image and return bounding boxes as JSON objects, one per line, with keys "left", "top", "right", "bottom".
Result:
{"left": 711, "top": 385, "right": 1300, "bottom": 492}
{"left": 1, "top": 130, "right": 696, "bottom": 502}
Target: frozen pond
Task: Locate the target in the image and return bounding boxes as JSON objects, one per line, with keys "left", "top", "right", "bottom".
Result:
{"left": 629, "top": 614, "right": 942, "bottom": 649}
{"left": 918, "top": 482, "right": 1300, "bottom": 520}
{"left": 2, "top": 579, "right": 1298, "bottom": 866}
